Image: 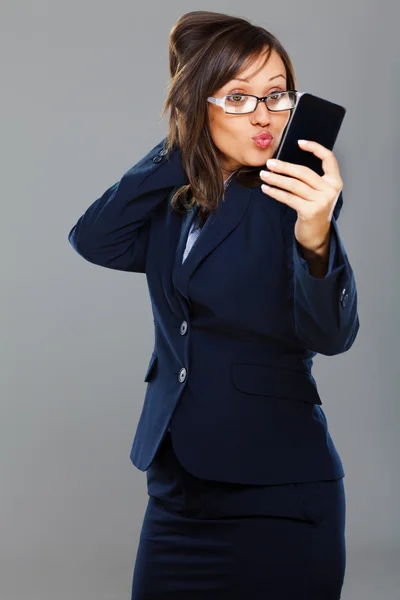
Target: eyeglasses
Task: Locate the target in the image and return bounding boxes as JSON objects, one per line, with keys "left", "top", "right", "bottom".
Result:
{"left": 207, "top": 90, "right": 300, "bottom": 114}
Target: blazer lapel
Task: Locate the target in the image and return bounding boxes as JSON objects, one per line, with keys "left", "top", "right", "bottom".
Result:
{"left": 173, "top": 178, "right": 252, "bottom": 300}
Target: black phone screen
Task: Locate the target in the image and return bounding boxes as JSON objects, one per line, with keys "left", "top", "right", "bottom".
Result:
{"left": 271, "top": 93, "right": 346, "bottom": 176}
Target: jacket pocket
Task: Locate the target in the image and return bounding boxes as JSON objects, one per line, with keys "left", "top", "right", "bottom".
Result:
{"left": 144, "top": 352, "right": 158, "bottom": 382}
{"left": 231, "top": 362, "right": 322, "bottom": 405}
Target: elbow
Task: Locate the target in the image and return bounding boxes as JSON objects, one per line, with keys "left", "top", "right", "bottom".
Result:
{"left": 68, "top": 224, "right": 99, "bottom": 264}
{"left": 301, "top": 311, "right": 360, "bottom": 357}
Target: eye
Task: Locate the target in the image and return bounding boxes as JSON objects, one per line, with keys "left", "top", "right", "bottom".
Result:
{"left": 269, "top": 91, "right": 284, "bottom": 100}
{"left": 226, "top": 94, "right": 248, "bottom": 104}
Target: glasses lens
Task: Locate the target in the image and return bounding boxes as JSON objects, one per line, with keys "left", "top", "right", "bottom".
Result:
{"left": 225, "top": 95, "right": 257, "bottom": 114}
{"left": 267, "top": 91, "right": 297, "bottom": 111}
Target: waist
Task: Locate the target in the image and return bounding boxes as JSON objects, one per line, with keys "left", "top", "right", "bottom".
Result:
{"left": 147, "top": 432, "right": 343, "bottom": 521}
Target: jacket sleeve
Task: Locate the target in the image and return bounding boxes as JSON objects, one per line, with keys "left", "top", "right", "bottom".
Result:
{"left": 281, "top": 191, "right": 360, "bottom": 356}
{"left": 67, "top": 137, "right": 188, "bottom": 273}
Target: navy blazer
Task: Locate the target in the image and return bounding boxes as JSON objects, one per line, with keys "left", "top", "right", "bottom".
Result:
{"left": 68, "top": 137, "right": 360, "bottom": 485}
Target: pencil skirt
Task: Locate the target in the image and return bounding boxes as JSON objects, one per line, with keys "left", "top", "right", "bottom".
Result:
{"left": 131, "top": 432, "right": 346, "bottom": 599}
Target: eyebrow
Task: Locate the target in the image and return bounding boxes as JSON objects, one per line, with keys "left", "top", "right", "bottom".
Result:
{"left": 231, "top": 74, "right": 286, "bottom": 83}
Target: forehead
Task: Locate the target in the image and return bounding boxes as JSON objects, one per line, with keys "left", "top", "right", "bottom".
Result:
{"left": 232, "top": 49, "right": 285, "bottom": 82}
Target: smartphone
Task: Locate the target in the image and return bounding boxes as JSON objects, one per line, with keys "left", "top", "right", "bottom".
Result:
{"left": 270, "top": 92, "right": 346, "bottom": 176}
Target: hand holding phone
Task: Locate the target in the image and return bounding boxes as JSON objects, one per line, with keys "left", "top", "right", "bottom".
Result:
{"left": 260, "top": 92, "right": 346, "bottom": 254}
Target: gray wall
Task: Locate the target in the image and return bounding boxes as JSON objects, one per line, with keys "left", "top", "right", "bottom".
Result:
{"left": 2, "top": 1, "right": 399, "bottom": 598}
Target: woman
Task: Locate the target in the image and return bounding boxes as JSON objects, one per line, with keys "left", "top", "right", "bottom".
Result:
{"left": 68, "top": 10, "right": 359, "bottom": 600}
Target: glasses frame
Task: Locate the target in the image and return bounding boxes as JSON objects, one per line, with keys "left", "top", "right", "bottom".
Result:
{"left": 207, "top": 90, "right": 302, "bottom": 114}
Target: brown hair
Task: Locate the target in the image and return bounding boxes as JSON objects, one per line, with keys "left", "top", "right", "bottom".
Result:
{"left": 160, "top": 11, "right": 297, "bottom": 225}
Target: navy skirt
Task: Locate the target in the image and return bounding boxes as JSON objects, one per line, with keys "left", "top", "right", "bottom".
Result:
{"left": 131, "top": 431, "right": 346, "bottom": 599}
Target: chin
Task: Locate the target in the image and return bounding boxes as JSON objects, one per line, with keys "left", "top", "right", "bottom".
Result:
{"left": 245, "top": 151, "right": 274, "bottom": 168}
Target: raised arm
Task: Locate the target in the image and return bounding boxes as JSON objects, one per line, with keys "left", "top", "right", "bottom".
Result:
{"left": 68, "top": 138, "right": 188, "bottom": 272}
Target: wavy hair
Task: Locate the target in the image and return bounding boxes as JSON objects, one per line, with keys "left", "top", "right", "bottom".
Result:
{"left": 160, "top": 11, "right": 297, "bottom": 224}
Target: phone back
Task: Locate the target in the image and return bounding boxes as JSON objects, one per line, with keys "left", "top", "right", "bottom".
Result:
{"left": 273, "top": 93, "right": 346, "bottom": 176}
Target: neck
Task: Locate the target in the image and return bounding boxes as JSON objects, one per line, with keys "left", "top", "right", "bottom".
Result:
{"left": 223, "top": 169, "right": 238, "bottom": 184}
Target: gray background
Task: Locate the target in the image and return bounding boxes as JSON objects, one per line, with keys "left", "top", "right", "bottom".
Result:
{"left": 2, "top": 1, "right": 399, "bottom": 598}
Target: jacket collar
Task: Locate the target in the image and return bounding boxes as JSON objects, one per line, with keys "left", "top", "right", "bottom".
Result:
{"left": 172, "top": 176, "right": 252, "bottom": 300}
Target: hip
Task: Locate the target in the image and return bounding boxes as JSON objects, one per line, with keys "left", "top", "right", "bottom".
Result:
{"left": 146, "top": 432, "right": 346, "bottom": 525}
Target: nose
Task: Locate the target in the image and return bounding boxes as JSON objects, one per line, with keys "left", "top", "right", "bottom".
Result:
{"left": 251, "top": 99, "right": 272, "bottom": 124}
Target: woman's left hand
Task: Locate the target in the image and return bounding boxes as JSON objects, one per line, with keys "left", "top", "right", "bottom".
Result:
{"left": 259, "top": 140, "right": 343, "bottom": 253}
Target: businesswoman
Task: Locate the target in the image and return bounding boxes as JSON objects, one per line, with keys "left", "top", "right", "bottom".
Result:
{"left": 68, "top": 10, "right": 359, "bottom": 600}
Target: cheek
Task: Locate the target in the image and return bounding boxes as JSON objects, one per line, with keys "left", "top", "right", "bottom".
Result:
{"left": 209, "top": 117, "right": 240, "bottom": 148}
{"left": 279, "top": 113, "right": 291, "bottom": 133}
{"left": 219, "top": 119, "right": 248, "bottom": 145}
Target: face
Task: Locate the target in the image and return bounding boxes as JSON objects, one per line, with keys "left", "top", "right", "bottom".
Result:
{"left": 207, "top": 49, "right": 292, "bottom": 180}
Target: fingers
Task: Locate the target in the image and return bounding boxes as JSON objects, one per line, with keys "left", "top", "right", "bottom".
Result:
{"left": 296, "top": 140, "right": 343, "bottom": 189}
{"left": 265, "top": 156, "right": 328, "bottom": 192}
{"left": 259, "top": 170, "right": 317, "bottom": 201}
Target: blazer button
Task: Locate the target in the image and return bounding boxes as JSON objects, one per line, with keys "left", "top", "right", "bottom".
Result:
{"left": 180, "top": 320, "right": 188, "bottom": 335}
{"left": 178, "top": 368, "right": 187, "bottom": 383}
{"left": 340, "top": 287, "right": 348, "bottom": 307}
{"left": 159, "top": 149, "right": 167, "bottom": 156}
{"left": 153, "top": 156, "right": 163, "bottom": 163}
